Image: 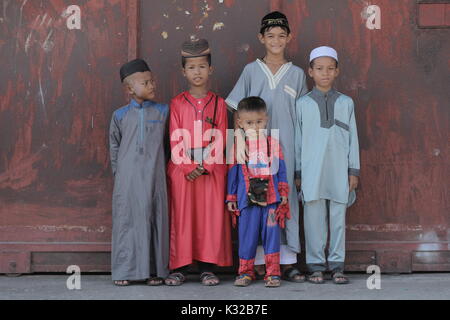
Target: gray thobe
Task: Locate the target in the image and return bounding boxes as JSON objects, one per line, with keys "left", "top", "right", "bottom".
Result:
{"left": 109, "top": 99, "right": 169, "bottom": 281}
{"left": 226, "top": 59, "right": 309, "bottom": 254}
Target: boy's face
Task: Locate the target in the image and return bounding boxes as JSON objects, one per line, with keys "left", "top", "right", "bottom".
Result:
{"left": 258, "top": 27, "right": 292, "bottom": 56}
{"left": 237, "top": 110, "right": 268, "bottom": 138}
{"left": 309, "top": 57, "right": 339, "bottom": 90}
{"left": 182, "top": 56, "right": 212, "bottom": 88}
{"left": 125, "top": 71, "right": 156, "bottom": 101}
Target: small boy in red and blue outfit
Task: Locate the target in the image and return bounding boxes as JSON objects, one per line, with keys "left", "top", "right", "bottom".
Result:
{"left": 227, "top": 97, "right": 290, "bottom": 288}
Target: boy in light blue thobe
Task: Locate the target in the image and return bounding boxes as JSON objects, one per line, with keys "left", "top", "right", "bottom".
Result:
{"left": 295, "top": 46, "right": 360, "bottom": 285}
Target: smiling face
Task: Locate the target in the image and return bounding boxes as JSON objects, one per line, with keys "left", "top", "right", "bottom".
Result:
{"left": 309, "top": 56, "right": 339, "bottom": 91}
{"left": 258, "top": 26, "right": 292, "bottom": 56}
{"left": 182, "top": 56, "right": 212, "bottom": 88}
{"left": 125, "top": 71, "right": 156, "bottom": 102}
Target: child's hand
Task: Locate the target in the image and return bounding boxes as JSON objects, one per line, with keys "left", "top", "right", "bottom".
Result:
{"left": 295, "top": 179, "right": 301, "bottom": 192}
{"left": 227, "top": 202, "right": 240, "bottom": 228}
{"left": 349, "top": 175, "right": 359, "bottom": 192}
{"left": 280, "top": 196, "right": 288, "bottom": 206}
{"left": 227, "top": 202, "right": 238, "bottom": 212}
{"left": 186, "top": 166, "right": 205, "bottom": 182}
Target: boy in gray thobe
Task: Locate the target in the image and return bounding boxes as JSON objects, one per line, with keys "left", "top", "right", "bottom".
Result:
{"left": 295, "top": 47, "right": 360, "bottom": 285}
{"left": 109, "top": 59, "right": 169, "bottom": 286}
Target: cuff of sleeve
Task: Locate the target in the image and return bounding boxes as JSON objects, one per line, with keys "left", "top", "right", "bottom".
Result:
{"left": 278, "top": 182, "right": 289, "bottom": 198}
{"left": 349, "top": 168, "right": 360, "bottom": 177}
{"left": 182, "top": 164, "right": 199, "bottom": 175}
{"left": 225, "top": 98, "right": 238, "bottom": 110}
{"left": 226, "top": 195, "right": 237, "bottom": 202}
{"left": 294, "top": 171, "right": 301, "bottom": 180}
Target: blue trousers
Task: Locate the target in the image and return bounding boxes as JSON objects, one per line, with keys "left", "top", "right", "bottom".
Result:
{"left": 237, "top": 204, "right": 281, "bottom": 279}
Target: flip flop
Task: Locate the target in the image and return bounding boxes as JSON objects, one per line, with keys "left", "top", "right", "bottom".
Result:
{"left": 308, "top": 271, "right": 325, "bottom": 284}
{"left": 147, "top": 277, "right": 164, "bottom": 286}
{"left": 114, "top": 280, "right": 130, "bottom": 287}
{"left": 332, "top": 272, "right": 349, "bottom": 285}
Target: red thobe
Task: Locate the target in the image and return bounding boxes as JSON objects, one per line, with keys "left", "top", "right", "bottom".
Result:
{"left": 167, "top": 91, "right": 233, "bottom": 270}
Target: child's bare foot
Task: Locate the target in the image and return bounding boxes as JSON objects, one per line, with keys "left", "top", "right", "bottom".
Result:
{"left": 234, "top": 274, "right": 252, "bottom": 287}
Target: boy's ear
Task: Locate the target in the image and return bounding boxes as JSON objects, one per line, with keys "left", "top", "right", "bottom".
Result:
{"left": 286, "top": 33, "right": 293, "bottom": 44}
{"left": 209, "top": 65, "right": 214, "bottom": 75}
{"left": 257, "top": 33, "right": 265, "bottom": 44}
{"left": 125, "top": 82, "right": 134, "bottom": 95}
{"left": 236, "top": 118, "right": 243, "bottom": 129}
{"left": 308, "top": 67, "right": 314, "bottom": 78}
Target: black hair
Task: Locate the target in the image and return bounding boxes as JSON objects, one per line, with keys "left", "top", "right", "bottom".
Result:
{"left": 182, "top": 54, "right": 212, "bottom": 68}
{"left": 260, "top": 11, "right": 291, "bottom": 35}
{"left": 237, "top": 97, "right": 268, "bottom": 114}
{"left": 310, "top": 58, "right": 339, "bottom": 69}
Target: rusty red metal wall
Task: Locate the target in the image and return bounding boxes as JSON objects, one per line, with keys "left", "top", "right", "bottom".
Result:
{"left": 1, "top": 0, "right": 448, "bottom": 274}
{"left": 0, "top": 0, "right": 131, "bottom": 273}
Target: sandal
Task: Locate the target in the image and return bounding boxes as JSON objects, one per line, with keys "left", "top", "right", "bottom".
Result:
{"left": 147, "top": 277, "right": 164, "bottom": 286}
{"left": 308, "top": 271, "right": 325, "bottom": 284}
{"left": 265, "top": 276, "right": 281, "bottom": 288}
{"left": 113, "top": 280, "right": 130, "bottom": 287}
{"left": 200, "top": 272, "right": 220, "bottom": 286}
{"left": 164, "top": 272, "right": 186, "bottom": 286}
{"left": 332, "top": 272, "right": 349, "bottom": 285}
{"left": 234, "top": 274, "right": 253, "bottom": 287}
{"left": 282, "top": 267, "right": 306, "bottom": 283}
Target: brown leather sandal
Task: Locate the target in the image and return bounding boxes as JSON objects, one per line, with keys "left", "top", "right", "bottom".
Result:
{"left": 200, "top": 272, "right": 220, "bottom": 286}
{"left": 164, "top": 272, "right": 186, "bottom": 286}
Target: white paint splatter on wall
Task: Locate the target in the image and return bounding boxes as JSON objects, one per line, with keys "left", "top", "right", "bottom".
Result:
{"left": 213, "top": 22, "right": 225, "bottom": 31}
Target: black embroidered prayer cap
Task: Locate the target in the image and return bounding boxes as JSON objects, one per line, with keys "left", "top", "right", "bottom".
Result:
{"left": 120, "top": 59, "right": 151, "bottom": 82}
{"left": 260, "top": 11, "right": 291, "bottom": 34}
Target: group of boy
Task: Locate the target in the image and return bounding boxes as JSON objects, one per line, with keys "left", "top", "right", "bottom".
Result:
{"left": 109, "top": 11, "right": 360, "bottom": 288}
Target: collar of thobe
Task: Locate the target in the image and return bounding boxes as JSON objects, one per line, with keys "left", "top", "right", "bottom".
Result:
{"left": 311, "top": 87, "right": 338, "bottom": 100}
{"left": 256, "top": 59, "right": 292, "bottom": 90}
{"left": 130, "top": 99, "right": 154, "bottom": 109}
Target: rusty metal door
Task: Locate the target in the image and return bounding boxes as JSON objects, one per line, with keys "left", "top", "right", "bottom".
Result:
{"left": 0, "top": 0, "right": 134, "bottom": 274}
{"left": 1, "top": 0, "right": 448, "bottom": 274}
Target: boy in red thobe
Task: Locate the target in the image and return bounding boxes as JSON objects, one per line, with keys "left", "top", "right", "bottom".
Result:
{"left": 165, "top": 39, "right": 232, "bottom": 286}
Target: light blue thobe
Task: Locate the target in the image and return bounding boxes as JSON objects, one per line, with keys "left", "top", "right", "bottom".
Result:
{"left": 295, "top": 87, "right": 360, "bottom": 204}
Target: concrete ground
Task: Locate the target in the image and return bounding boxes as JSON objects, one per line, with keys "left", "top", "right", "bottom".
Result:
{"left": 1, "top": 273, "right": 449, "bottom": 300}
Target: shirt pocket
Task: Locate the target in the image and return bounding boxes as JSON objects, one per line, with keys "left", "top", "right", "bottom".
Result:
{"left": 333, "top": 119, "right": 350, "bottom": 149}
